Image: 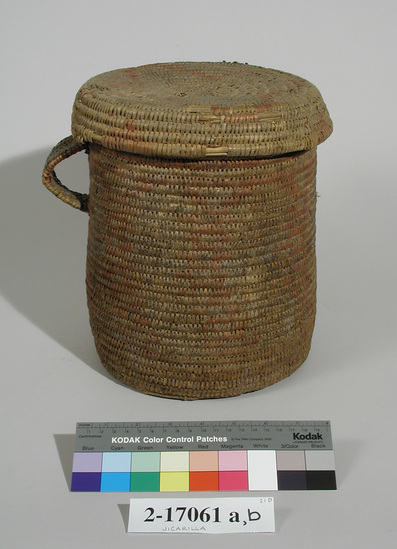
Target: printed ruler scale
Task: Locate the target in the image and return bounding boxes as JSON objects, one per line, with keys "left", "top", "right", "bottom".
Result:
{"left": 71, "top": 421, "right": 336, "bottom": 493}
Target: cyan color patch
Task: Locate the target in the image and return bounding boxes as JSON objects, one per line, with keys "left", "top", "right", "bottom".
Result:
{"left": 102, "top": 452, "right": 132, "bottom": 472}
{"left": 101, "top": 472, "right": 131, "bottom": 492}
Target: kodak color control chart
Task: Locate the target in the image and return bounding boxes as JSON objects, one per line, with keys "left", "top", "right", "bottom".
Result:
{"left": 71, "top": 421, "right": 336, "bottom": 492}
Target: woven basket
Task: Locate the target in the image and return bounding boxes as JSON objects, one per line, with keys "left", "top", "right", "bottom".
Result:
{"left": 42, "top": 62, "right": 332, "bottom": 399}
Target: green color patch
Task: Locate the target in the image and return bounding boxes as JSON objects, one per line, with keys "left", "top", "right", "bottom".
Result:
{"left": 130, "top": 472, "right": 160, "bottom": 492}
{"left": 131, "top": 452, "right": 160, "bottom": 472}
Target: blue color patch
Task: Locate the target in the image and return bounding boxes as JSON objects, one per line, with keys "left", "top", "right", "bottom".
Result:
{"left": 71, "top": 472, "right": 102, "bottom": 492}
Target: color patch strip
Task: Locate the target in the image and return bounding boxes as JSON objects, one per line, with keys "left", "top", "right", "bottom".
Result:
{"left": 131, "top": 452, "right": 160, "bottom": 472}
{"left": 71, "top": 449, "right": 336, "bottom": 492}
{"left": 71, "top": 472, "right": 102, "bottom": 492}
{"left": 248, "top": 450, "right": 278, "bottom": 490}
{"left": 219, "top": 450, "right": 247, "bottom": 471}
{"left": 101, "top": 472, "right": 130, "bottom": 492}
{"left": 131, "top": 472, "right": 160, "bottom": 492}
{"left": 161, "top": 451, "right": 189, "bottom": 472}
{"left": 219, "top": 471, "right": 248, "bottom": 491}
{"left": 189, "top": 450, "right": 218, "bottom": 471}
{"left": 160, "top": 471, "right": 189, "bottom": 492}
{"left": 277, "top": 471, "right": 307, "bottom": 490}
{"left": 190, "top": 471, "right": 219, "bottom": 491}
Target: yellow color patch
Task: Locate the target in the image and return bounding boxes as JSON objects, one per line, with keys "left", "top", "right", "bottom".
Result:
{"left": 160, "top": 471, "right": 189, "bottom": 492}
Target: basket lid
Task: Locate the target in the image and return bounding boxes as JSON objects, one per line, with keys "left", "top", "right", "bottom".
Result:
{"left": 72, "top": 61, "right": 332, "bottom": 158}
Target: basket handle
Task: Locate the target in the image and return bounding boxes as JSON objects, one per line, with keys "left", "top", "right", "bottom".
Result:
{"left": 42, "top": 136, "right": 89, "bottom": 212}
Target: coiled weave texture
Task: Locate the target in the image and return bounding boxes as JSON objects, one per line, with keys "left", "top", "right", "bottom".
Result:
{"left": 86, "top": 144, "right": 318, "bottom": 399}
{"left": 72, "top": 62, "right": 332, "bottom": 158}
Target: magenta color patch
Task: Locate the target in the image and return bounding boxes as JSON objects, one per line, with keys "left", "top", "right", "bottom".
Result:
{"left": 219, "top": 471, "right": 248, "bottom": 491}
{"left": 218, "top": 450, "right": 247, "bottom": 471}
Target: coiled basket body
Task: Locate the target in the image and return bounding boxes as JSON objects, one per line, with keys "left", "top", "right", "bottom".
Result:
{"left": 85, "top": 144, "right": 317, "bottom": 399}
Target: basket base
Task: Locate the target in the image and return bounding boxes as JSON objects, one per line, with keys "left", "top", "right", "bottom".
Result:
{"left": 91, "top": 331, "right": 313, "bottom": 400}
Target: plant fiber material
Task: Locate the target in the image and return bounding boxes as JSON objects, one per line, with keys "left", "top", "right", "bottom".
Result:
{"left": 43, "top": 62, "right": 332, "bottom": 399}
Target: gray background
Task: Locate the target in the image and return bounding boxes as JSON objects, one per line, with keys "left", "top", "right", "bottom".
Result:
{"left": 1, "top": 1, "right": 396, "bottom": 547}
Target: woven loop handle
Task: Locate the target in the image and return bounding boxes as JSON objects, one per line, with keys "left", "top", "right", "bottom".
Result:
{"left": 42, "top": 136, "right": 89, "bottom": 212}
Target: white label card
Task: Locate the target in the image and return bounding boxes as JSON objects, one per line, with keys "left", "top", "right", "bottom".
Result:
{"left": 128, "top": 496, "right": 275, "bottom": 534}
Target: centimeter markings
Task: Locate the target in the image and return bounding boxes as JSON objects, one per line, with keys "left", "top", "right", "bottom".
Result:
{"left": 74, "top": 421, "right": 333, "bottom": 452}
